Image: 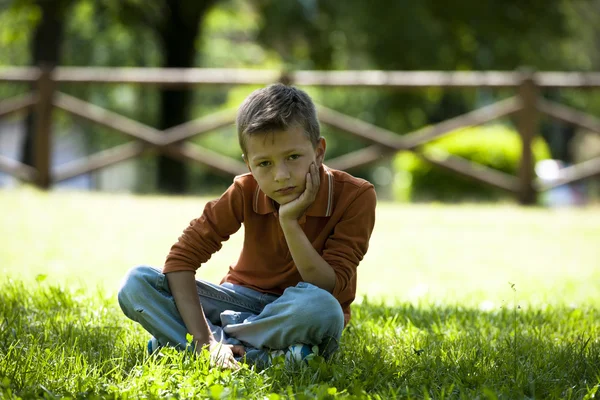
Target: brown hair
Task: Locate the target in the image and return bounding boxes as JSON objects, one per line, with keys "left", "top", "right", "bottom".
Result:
{"left": 236, "top": 83, "right": 320, "bottom": 155}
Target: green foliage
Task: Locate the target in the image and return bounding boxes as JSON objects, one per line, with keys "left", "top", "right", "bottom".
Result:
{"left": 0, "top": 1, "right": 40, "bottom": 66}
{"left": 254, "top": 0, "right": 593, "bottom": 71}
{"left": 201, "top": 0, "right": 281, "bottom": 69}
{"left": 393, "top": 124, "right": 551, "bottom": 202}
{"left": 2, "top": 0, "right": 600, "bottom": 195}
{"left": 252, "top": 0, "right": 600, "bottom": 147}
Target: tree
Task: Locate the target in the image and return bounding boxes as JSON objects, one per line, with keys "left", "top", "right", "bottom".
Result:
{"left": 5, "top": 0, "right": 598, "bottom": 193}
{"left": 252, "top": 0, "right": 600, "bottom": 164}
{"left": 10, "top": 0, "right": 218, "bottom": 192}
{"left": 17, "top": 0, "right": 72, "bottom": 167}
{"left": 155, "top": 0, "right": 217, "bottom": 194}
{"left": 77, "top": 0, "right": 219, "bottom": 193}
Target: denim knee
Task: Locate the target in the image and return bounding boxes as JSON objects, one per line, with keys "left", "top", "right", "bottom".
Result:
{"left": 292, "top": 283, "right": 344, "bottom": 339}
{"left": 117, "top": 265, "right": 161, "bottom": 315}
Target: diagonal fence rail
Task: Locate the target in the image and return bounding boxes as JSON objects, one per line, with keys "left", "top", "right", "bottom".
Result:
{"left": 1, "top": 67, "right": 600, "bottom": 204}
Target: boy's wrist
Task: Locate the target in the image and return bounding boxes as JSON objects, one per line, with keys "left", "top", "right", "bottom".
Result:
{"left": 278, "top": 206, "right": 305, "bottom": 223}
{"left": 191, "top": 334, "right": 214, "bottom": 349}
{"left": 279, "top": 216, "right": 300, "bottom": 230}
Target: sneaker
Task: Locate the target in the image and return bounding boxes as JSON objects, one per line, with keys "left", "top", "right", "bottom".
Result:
{"left": 271, "top": 344, "right": 315, "bottom": 364}
{"left": 286, "top": 344, "right": 315, "bottom": 363}
{"left": 147, "top": 337, "right": 160, "bottom": 355}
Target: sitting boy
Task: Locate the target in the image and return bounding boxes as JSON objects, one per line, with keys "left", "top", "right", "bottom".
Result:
{"left": 118, "top": 83, "right": 377, "bottom": 369}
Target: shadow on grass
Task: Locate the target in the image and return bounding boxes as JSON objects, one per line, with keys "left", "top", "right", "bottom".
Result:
{"left": 338, "top": 300, "right": 600, "bottom": 399}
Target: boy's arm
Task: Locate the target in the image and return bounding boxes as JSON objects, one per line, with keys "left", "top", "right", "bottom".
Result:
{"left": 166, "top": 271, "right": 244, "bottom": 368}
{"left": 161, "top": 182, "right": 246, "bottom": 368}
{"left": 279, "top": 163, "right": 376, "bottom": 295}
{"left": 279, "top": 163, "right": 336, "bottom": 291}
{"left": 164, "top": 182, "right": 244, "bottom": 274}
{"left": 280, "top": 217, "right": 336, "bottom": 291}
{"left": 166, "top": 271, "right": 213, "bottom": 345}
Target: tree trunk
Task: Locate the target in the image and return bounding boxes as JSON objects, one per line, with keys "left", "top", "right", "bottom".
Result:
{"left": 156, "top": 0, "right": 215, "bottom": 194}
{"left": 22, "top": 0, "right": 65, "bottom": 166}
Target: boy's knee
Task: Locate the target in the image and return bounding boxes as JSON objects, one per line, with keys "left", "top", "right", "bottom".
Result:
{"left": 117, "top": 265, "right": 160, "bottom": 310}
{"left": 292, "top": 283, "right": 344, "bottom": 337}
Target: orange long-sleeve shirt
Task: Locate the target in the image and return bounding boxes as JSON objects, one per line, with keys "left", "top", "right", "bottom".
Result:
{"left": 163, "top": 165, "right": 377, "bottom": 325}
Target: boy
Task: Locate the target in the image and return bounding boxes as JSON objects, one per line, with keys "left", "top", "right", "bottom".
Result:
{"left": 118, "top": 84, "right": 377, "bottom": 369}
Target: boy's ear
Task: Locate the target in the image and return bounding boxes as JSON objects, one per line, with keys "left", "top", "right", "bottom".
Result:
{"left": 242, "top": 154, "right": 252, "bottom": 172}
{"left": 315, "top": 137, "right": 327, "bottom": 166}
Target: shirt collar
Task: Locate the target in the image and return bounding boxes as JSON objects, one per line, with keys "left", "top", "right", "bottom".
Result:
{"left": 253, "top": 164, "right": 335, "bottom": 219}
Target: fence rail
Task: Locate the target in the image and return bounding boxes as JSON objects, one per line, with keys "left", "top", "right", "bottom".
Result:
{"left": 1, "top": 66, "right": 600, "bottom": 204}
{"left": 3, "top": 67, "right": 600, "bottom": 88}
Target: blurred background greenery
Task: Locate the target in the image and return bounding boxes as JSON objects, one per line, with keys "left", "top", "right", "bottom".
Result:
{"left": 1, "top": 0, "right": 599, "bottom": 202}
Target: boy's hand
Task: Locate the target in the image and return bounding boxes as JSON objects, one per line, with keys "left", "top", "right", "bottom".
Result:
{"left": 203, "top": 339, "right": 245, "bottom": 370}
{"left": 279, "top": 162, "right": 320, "bottom": 222}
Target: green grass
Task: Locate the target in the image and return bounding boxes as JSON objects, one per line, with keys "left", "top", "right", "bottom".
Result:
{"left": 1, "top": 187, "right": 600, "bottom": 399}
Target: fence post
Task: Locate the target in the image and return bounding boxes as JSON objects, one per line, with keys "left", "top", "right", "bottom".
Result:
{"left": 279, "top": 69, "right": 293, "bottom": 86}
{"left": 517, "top": 70, "right": 538, "bottom": 205}
{"left": 33, "top": 65, "right": 56, "bottom": 189}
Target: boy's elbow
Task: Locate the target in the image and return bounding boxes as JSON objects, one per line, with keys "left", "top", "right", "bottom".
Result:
{"left": 302, "top": 264, "right": 336, "bottom": 293}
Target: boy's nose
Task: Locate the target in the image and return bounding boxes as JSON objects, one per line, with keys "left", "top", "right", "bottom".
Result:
{"left": 274, "top": 164, "right": 291, "bottom": 182}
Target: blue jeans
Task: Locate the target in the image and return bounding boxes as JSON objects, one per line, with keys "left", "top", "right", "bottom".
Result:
{"left": 117, "top": 266, "right": 344, "bottom": 362}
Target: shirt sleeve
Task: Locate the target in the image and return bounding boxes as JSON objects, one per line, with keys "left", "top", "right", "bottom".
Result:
{"left": 162, "top": 182, "right": 244, "bottom": 274}
{"left": 321, "top": 183, "right": 377, "bottom": 299}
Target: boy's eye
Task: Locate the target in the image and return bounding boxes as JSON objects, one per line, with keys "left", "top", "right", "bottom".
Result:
{"left": 257, "top": 161, "right": 271, "bottom": 167}
{"left": 288, "top": 154, "right": 300, "bottom": 160}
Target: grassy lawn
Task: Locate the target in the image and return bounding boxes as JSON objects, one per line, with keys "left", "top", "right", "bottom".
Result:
{"left": 1, "top": 187, "right": 599, "bottom": 399}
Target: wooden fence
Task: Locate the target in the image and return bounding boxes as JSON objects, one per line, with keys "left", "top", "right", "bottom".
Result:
{"left": 1, "top": 66, "right": 600, "bottom": 204}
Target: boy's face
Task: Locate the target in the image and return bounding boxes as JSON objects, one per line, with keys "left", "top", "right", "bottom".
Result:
{"left": 244, "top": 125, "right": 326, "bottom": 205}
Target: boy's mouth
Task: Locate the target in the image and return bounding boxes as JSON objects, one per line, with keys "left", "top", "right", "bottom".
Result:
{"left": 276, "top": 186, "right": 296, "bottom": 195}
